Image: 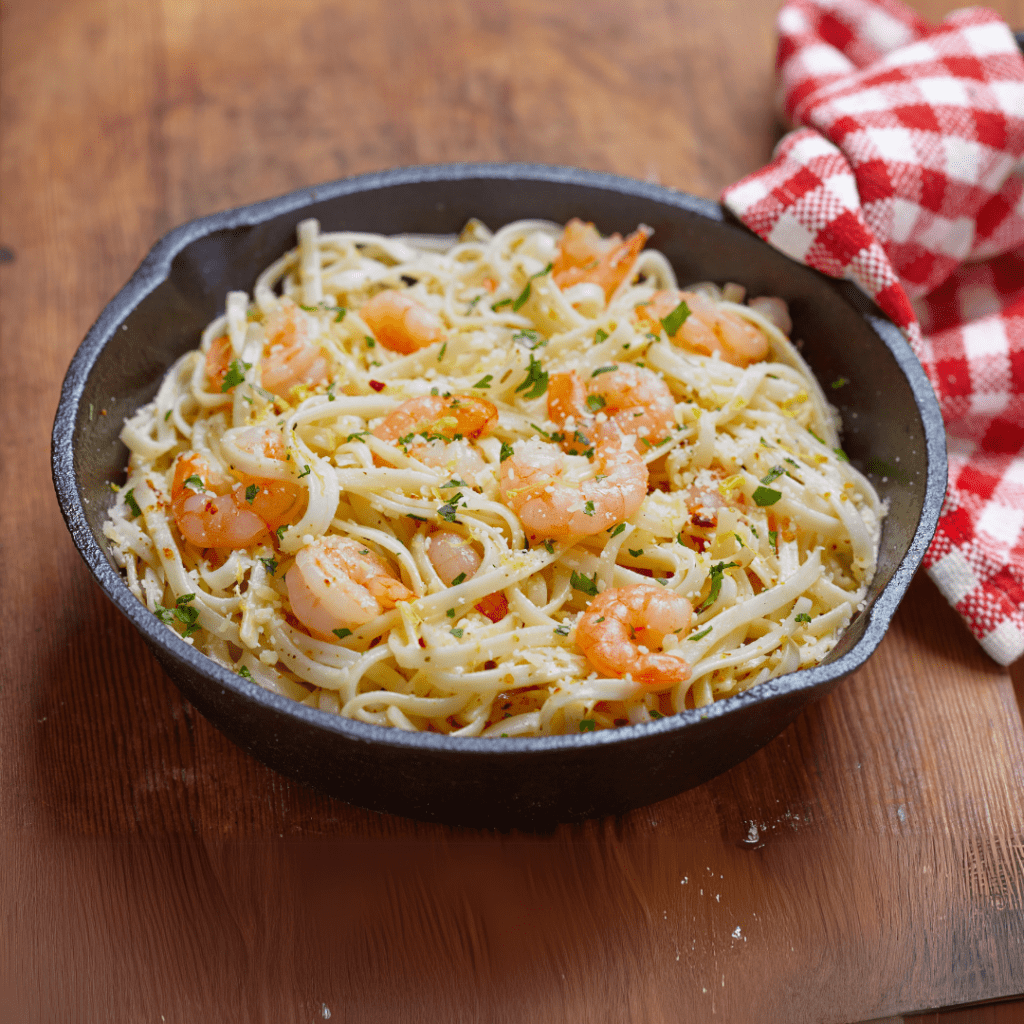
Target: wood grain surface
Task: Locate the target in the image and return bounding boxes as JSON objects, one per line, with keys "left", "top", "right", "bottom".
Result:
{"left": 3, "top": 1, "right": 1024, "bottom": 1020}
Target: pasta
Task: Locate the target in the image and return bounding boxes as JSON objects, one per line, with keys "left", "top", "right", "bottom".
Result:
{"left": 103, "top": 216, "right": 883, "bottom": 737}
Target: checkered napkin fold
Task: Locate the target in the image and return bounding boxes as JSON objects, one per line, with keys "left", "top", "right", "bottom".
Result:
{"left": 722, "top": 0, "right": 1024, "bottom": 665}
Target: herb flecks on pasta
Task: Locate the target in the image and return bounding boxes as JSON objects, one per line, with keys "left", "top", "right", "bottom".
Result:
{"left": 104, "top": 217, "right": 883, "bottom": 736}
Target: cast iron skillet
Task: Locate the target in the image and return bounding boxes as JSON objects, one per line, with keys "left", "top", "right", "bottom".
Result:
{"left": 52, "top": 164, "right": 946, "bottom": 829}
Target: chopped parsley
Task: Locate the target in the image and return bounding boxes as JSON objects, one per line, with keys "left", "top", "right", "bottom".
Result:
{"left": 238, "top": 666, "right": 253, "bottom": 679}
{"left": 570, "top": 570, "right": 599, "bottom": 597}
{"left": 124, "top": 488, "right": 141, "bottom": 519}
{"left": 164, "top": 409, "right": 173, "bottom": 421}
{"left": 795, "top": 612, "right": 812, "bottom": 623}
{"left": 512, "top": 262, "right": 552, "bottom": 311}
{"left": 491, "top": 297, "right": 513, "bottom": 311}
{"left": 649, "top": 709, "right": 664, "bottom": 719}
{"left": 473, "top": 375, "right": 493, "bottom": 389}
{"left": 364, "top": 336, "right": 376, "bottom": 348}
{"left": 753, "top": 468, "right": 784, "bottom": 507}
{"left": 833, "top": 447, "right": 850, "bottom": 463}
{"left": 512, "top": 328, "right": 543, "bottom": 348}
{"left": 554, "top": 623, "right": 570, "bottom": 636}
{"left": 451, "top": 628, "right": 464, "bottom": 638}
{"left": 437, "top": 500, "right": 460, "bottom": 522}
{"left": 609, "top": 523, "right": 626, "bottom": 537}
{"left": 585, "top": 393, "right": 607, "bottom": 412}
{"left": 442, "top": 478, "right": 468, "bottom": 488}
{"left": 172, "top": 593, "right": 201, "bottom": 638}
{"left": 499, "top": 441, "right": 515, "bottom": 463}
{"left": 258, "top": 557, "right": 278, "bottom": 576}
{"left": 808, "top": 427, "right": 826, "bottom": 445}
{"left": 446, "top": 608, "right": 455, "bottom": 618}
{"left": 769, "top": 530, "right": 778, "bottom": 552}
{"left": 182, "top": 476, "right": 203, "bottom": 491}
{"left": 437, "top": 342, "right": 447, "bottom": 362}
{"left": 515, "top": 354, "right": 549, "bottom": 400}
{"left": 578, "top": 719, "right": 596, "bottom": 732}
{"left": 584, "top": 500, "right": 595, "bottom": 516}
{"left": 450, "top": 572, "right": 467, "bottom": 586}
{"left": 335, "top": 307, "right": 347, "bottom": 322}
{"left": 276, "top": 525, "right": 288, "bottom": 541}
{"left": 695, "top": 561, "right": 738, "bottom": 613}
{"left": 831, "top": 376, "right": 849, "bottom": 389}
{"left": 660, "top": 299, "right": 691, "bottom": 336}
{"left": 543, "top": 540, "right": 555, "bottom": 554}
{"left": 594, "top": 328, "right": 609, "bottom": 344}
{"left": 297, "top": 464, "right": 312, "bottom": 478}
{"left": 591, "top": 365, "right": 616, "bottom": 377}
{"left": 689, "top": 626, "right": 713, "bottom": 642}
{"left": 628, "top": 548, "right": 644, "bottom": 558}
{"left": 245, "top": 483, "right": 259, "bottom": 504}
{"left": 406, "top": 513, "right": 428, "bottom": 522}
{"left": 752, "top": 487, "right": 782, "bottom": 506}
{"left": 220, "top": 358, "right": 251, "bottom": 392}
{"left": 332, "top": 628, "right": 353, "bottom": 640}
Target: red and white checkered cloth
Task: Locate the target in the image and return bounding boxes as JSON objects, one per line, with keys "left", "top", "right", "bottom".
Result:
{"left": 722, "top": 0, "right": 1024, "bottom": 665}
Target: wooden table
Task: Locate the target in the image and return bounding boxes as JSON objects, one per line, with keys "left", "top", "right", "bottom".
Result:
{"left": 4, "top": 1, "right": 1024, "bottom": 1019}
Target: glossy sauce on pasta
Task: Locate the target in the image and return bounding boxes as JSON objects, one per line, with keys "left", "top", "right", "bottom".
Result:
{"left": 104, "top": 217, "right": 883, "bottom": 737}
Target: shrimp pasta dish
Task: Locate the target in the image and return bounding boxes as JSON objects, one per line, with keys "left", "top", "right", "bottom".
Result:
{"left": 104, "top": 216, "right": 883, "bottom": 737}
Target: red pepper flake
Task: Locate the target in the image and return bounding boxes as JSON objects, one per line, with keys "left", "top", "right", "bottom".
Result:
{"left": 368, "top": 380, "right": 386, "bottom": 392}
{"left": 418, "top": 637, "right": 426, "bottom": 648}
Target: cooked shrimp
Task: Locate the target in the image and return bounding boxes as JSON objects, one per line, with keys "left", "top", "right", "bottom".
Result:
{"left": 576, "top": 583, "right": 692, "bottom": 688}
{"left": 374, "top": 394, "right": 498, "bottom": 483}
{"left": 548, "top": 364, "right": 675, "bottom": 454}
{"left": 637, "top": 290, "right": 769, "bottom": 367}
{"left": 499, "top": 437, "right": 647, "bottom": 538}
{"left": 286, "top": 535, "right": 413, "bottom": 640}
{"left": 552, "top": 219, "right": 652, "bottom": 302}
{"left": 260, "top": 299, "right": 329, "bottom": 397}
{"left": 205, "top": 335, "right": 233, "bottom": 392}
{"left": 171, "top": 454, "right": 268, "bottom": 550}
{"left": 374, "top": 394, "right": 498, "bottom": 443}
{"left": 360, "top": 290, "right": 445, "bottom": 354}
{"left": 426, "top": 530, "right": 508, "bottom": 623}
{"left": 230, "top": 427, "right": 307, "bottom": 529}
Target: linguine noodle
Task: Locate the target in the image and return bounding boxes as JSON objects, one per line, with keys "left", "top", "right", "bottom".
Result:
{"left": 104, "top": 217, "right": 883, "bottom": 737}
